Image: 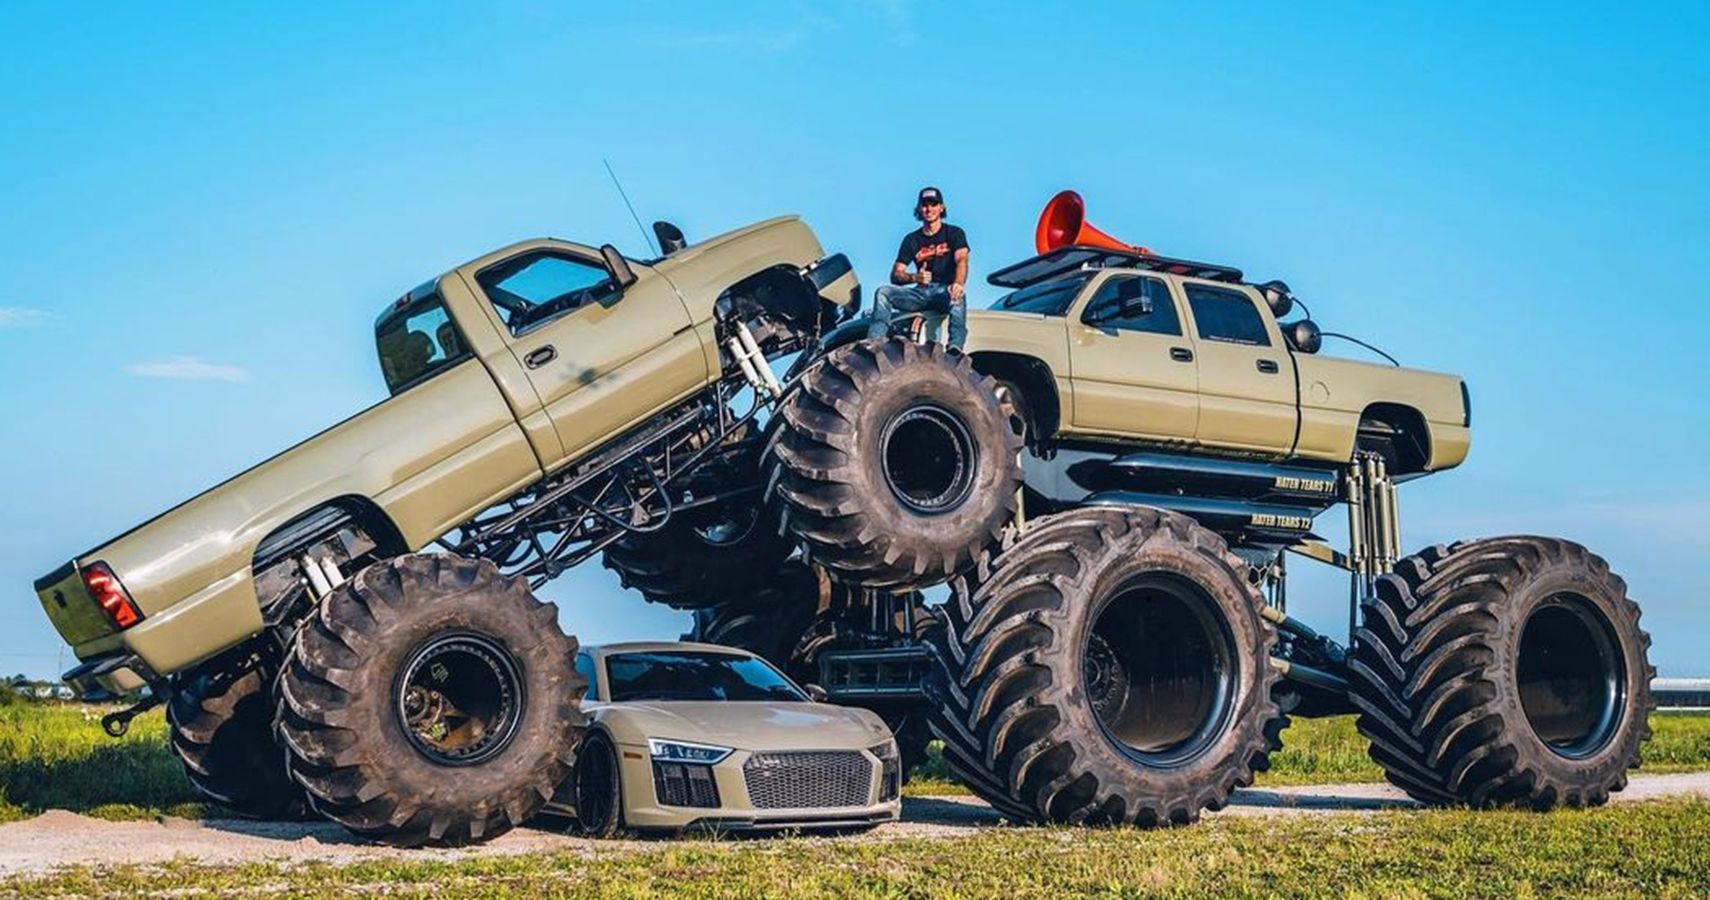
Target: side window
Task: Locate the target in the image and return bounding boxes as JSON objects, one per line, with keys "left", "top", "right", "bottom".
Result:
{"left": 1185, "top": 284, "right": 1271, "bottom": 346}
{"left": 1080, "top": 275, "right": 1181, "bottom": 336}
{"left": 477, "top": 251, "right": 615, "bottom": 336}
{"left": 574, "top": 651, "right": 600, "bottom": 699}
{"left": 375, "top": 292, "right": 471, "bottom": 394}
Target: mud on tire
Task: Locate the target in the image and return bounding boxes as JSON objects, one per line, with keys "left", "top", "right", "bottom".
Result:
{"left": 168, "top": 649, "right": 309, "bottom": 820}
{"left": 274, "top": 554, "right": 586, "bottom": 846}
{"left": 926, "top": 506, "right": 1285, "bottom": 825}
{"left": 1348, "top": 536, "right": 1654, "bottom": 808}
{"left": 768, "top": 338, "right": 1023, "bottom": 589}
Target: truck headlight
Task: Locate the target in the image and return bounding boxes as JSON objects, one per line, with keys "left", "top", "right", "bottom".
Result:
{"left": 869, "top": 740, "right": 899, "bottom": 760}
{"left": 648, "top": 738, "right": 734, "bottom": 765}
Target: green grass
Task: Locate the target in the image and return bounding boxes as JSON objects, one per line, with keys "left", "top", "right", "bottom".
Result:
{"left": 908, "top": 711, "right": 1710, "bottom": 795}
{"left": 7, "top": 801, "right": 1710, "bottom": 897}
{"left": 0, "top": 703, "right": 206, "bottom": 823}
{"left": 4, "top": 700, "right": 1708, "bottom": 819}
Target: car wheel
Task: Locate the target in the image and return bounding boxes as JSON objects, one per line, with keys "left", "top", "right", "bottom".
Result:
{"left": 573, "top": 731, "right": 624, "bottom": 837}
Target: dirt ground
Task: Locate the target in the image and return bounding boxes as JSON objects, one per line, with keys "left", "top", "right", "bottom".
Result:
{"left": 2, "top": 772, "right": 1706, "bottom": 877}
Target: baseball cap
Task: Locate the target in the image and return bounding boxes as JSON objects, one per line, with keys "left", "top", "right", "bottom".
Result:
{"left": 917, "top": 186, "right": 945, "bottom": 206}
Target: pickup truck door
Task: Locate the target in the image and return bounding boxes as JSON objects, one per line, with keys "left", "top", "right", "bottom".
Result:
{"left": 468, "top": 248, "right": 708, "bottom": 469}
{"left": 1179, "top": 281, "right": 1297, "bottom": 454}
{"left": 1066, "top": 272, "right": 1199, "bottom": 443}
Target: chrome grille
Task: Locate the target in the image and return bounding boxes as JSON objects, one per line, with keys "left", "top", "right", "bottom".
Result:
{"left": 743, "top": 751, "right": 873, "bottom": 809}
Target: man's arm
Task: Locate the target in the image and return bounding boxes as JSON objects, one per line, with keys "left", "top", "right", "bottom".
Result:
{"left": 949, "top": 236, "right": 970, "bottom": 301}
{"left": 892, "top": 233, "right": 927, "bottom": 285}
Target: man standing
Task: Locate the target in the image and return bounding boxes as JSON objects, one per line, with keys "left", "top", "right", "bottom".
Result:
{"left": 868, "top": 186, "right": 970, "bottom": 349}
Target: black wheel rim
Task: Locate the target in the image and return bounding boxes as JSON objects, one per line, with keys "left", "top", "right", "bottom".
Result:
{"left": 1517, "top": 594, "right": 1625, "bottom": 759}
{"left": 880, "top": 403, "right": 977, "bottom": 514}
{"left": 576, "top": 738, "right": 619, "bottom": 832}
{"left": 395, "top": 633, "right": 525, "bottom": 766}
{"left": 1085, "top": 573, "right": 1238, "bottom": 768}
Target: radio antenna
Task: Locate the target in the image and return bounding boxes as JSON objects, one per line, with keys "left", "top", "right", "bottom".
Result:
{"left": 603, "top": 158, "right": 658, "bottom": 256}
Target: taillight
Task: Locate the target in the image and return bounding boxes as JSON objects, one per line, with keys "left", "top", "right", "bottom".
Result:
{"left": 82, "top": 562, "right": 142, "bottom": 629}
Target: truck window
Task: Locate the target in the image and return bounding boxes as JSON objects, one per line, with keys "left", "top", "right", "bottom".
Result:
{"left": 1081, "top": 275, "right": 1181, "bottom": 336}
{"left": 375, "top": 291, "right": 472, "bottom": 394}
{"left": 990, "top": 272, "right": 1093, "bottom": 316}
{"left": 1185, "top": 284, "right": 1271, "bottom": 346}
{"left": 477, "top": 251, "right": 616, "bottom": 336}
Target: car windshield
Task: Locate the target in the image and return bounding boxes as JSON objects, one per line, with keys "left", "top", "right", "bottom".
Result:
{"left": 990, "top": 272, "right": 1093, "bottom": 316}
{"left": 604, "top": 651, "right": 808, "bottom": 703}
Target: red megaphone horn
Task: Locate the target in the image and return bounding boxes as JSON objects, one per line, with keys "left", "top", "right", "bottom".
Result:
{"left": 1034, "top": 190, "right": 1153, "bottom": 256}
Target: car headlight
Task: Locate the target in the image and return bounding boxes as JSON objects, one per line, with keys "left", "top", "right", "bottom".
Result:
{"left": 648, "top": 738, "right": 734, "bottom": 765}
{"left": 869, "top": 740, "right": 899, "bottom": 760}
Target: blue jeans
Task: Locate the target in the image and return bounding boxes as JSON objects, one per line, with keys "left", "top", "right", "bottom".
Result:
{"left": 867, "top": 283, "right": 967, "bottom": 349}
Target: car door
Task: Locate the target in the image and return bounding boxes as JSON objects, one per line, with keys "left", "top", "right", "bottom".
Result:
{"left": 470, "top": 247, "right": 708, "bottom": 468}
{"left": 1067, "top": 272, "right": 1200, "bottom": 443}
{"left": 1179, "top": 280, "right": 1298, "bottom": 454}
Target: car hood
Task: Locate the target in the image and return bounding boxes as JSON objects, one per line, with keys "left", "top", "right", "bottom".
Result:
{"left": 595, "top": 701, "right": 892, "bottom": 752}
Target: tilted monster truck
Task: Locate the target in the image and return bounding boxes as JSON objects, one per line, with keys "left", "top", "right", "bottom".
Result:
{"left": 717, "top": 198, "right": 1653, "bottom": 827}
{"left": 31, "top": 215, "right": 1024, "bottom": 845}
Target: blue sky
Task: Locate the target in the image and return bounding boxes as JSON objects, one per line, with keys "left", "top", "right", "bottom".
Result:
{"left": 1, "top": 2, "right": 1706, "bottom": 679}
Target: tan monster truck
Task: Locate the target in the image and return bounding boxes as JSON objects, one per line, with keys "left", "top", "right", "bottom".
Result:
{"left": 739, "top": 231, "right": 1653, "bottom": 828}
{"left": 31, "top": 215, "right": 1024, "bottom": 846}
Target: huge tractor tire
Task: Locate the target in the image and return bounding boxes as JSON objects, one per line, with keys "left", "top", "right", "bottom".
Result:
{"left": 603, "top": 499, "right": 793, "bottom": 610}
{"left": 1348, "top": 536, "right": 1654, "bottom": 808}
{"left": 168, "top": 651, "right": 310, "bottom": 820}
{"left": 274, "top": 554, "right": 586, "bottom": 847}
{"left": 768, "top": 338, "right": 1023, "bottom": 589}
{"left": 926, "top": 506, "right": 1286, "bottom": 825}
{"left": 682, "top": 561, "right": 823, "bottom": 665}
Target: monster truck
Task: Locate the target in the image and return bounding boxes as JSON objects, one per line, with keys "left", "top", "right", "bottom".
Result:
{"left": 738, "top": 234, "right": 1653, "bottom": 827}
{"left": 30, "top": 216, "right": 1023, "bottom": 846}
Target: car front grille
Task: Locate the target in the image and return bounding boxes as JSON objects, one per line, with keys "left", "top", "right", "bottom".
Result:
{"left": 743, "top": 751, "right": 873, "bottom": 810}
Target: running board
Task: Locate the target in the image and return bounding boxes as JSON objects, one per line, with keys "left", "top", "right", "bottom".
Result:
{"left": 1104, "top": 452, "right": 1339, "bottom": 503}
{"left": 1085, "top": 490, "right": 1323, "bottom": 542}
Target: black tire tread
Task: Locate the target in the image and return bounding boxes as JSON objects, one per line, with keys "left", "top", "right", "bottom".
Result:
{"left": 274, "top": 554, "right": 585, "bottom": 846}
{"left": 770, "top": 338, "right": 1022, "bottom": 588}
{"left": 925, "top": 506, "right": 1285, "bottom": 826}
{"left": 1347, "top": 536, "right": 1655, "bottom": 808}
{"left": 167, "top": 659, "right": 310, "bottom": 820}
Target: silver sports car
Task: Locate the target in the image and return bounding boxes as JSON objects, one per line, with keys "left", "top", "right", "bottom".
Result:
{"left": 552, "top": 641, "right": 903, "bottom": 835}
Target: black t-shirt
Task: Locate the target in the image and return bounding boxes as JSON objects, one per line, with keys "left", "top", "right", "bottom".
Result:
{"left": 896, "top": 224, "right": 968, "bottom": 288}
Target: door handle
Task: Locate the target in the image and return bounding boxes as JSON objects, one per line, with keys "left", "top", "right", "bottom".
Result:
{"left": 525, "top": 345, "right": 558, "bottom": 369}
{"left": 1256, "top": 359, "right": 1279, "bottom": 374}
{"left": 1170, "top": 347, "right": 1194, "bottom": 363}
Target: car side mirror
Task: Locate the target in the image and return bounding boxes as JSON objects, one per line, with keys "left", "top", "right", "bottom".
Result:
{"left": 803, "top": 683, "right": 829, "bottom": 702}
{"left": 600, "top": 244, "right": 638, "bottom": 289}
{"left": 1283, "top": 319, "right": 1322, "bottom": 354}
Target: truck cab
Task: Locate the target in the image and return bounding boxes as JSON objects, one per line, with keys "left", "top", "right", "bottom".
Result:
{"left": 963, "top": 245, "right": 1470, "bottom": 474}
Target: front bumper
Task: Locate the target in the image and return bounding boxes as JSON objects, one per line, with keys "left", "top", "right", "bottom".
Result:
{"left": 616, "top": 742, "right": 901, "bottom": 832}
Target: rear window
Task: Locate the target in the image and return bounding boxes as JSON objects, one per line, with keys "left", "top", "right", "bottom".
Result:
{"left": 605, "top": 651, "right": 806, "bottom": 703}
{"left": 991, "top": 272, "right": 1093, "bottom": 316}
{"left": 1185, "top": 284, "right": 1271, "bottom": 346}
{"left": 375, "top": 290, "right": 472, "bottom": 394}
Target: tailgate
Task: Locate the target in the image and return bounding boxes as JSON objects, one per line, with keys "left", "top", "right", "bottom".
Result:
{"left": 34, "top": 561, "right": 119, "bottom": 647}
